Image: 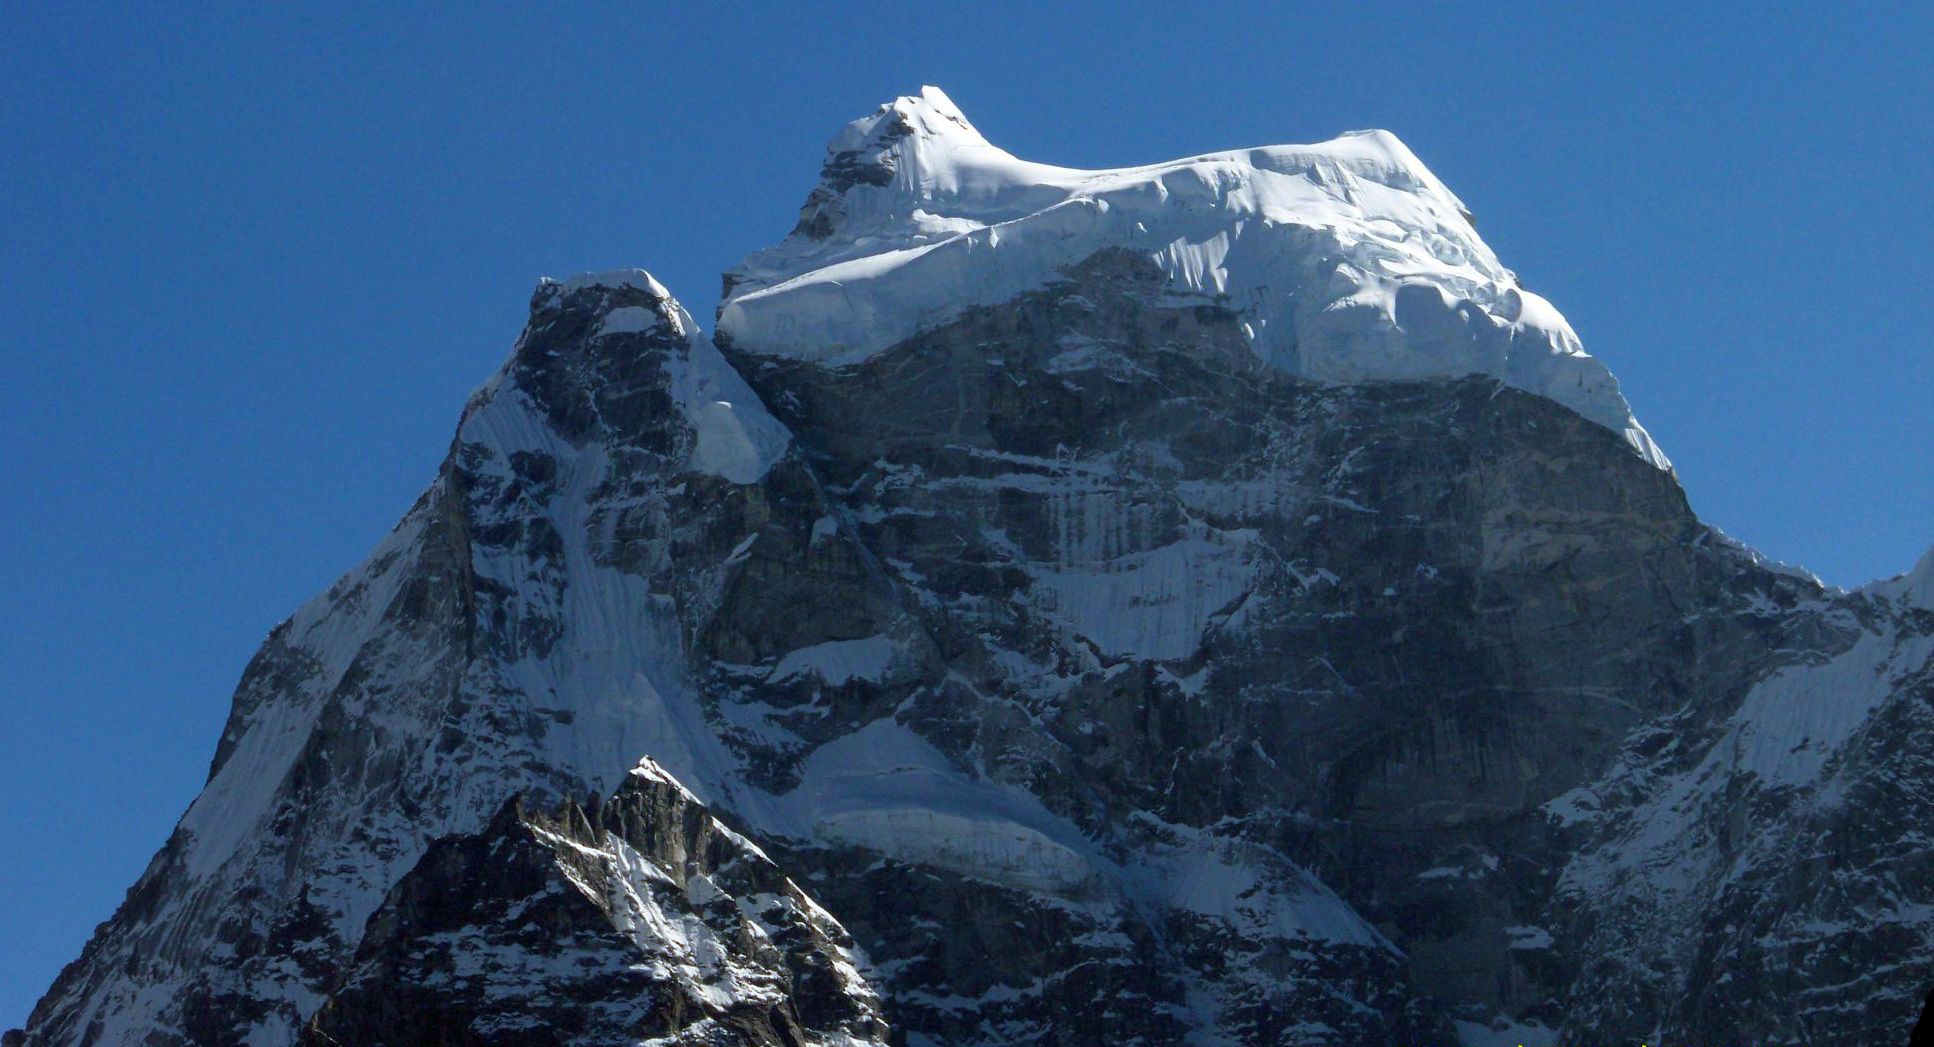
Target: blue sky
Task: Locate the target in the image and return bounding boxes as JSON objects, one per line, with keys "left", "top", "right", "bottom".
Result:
{"left": 2, "top": 1, "right": 1928, "bottom": 1026}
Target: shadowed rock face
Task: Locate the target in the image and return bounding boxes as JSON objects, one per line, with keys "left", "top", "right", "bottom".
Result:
{"left": 299, "top": 760, "right": 887, "bottom": 1047}
{"left": 720, "top": 249, "right": 1931, "bottom": 1043}
{"left": 12, "top": 251, "right": 1934, "bottom": 1046}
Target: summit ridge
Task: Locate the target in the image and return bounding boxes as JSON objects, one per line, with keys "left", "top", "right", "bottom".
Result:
{"left": 721, "top": 86, "right": 1668, "bottom": 470}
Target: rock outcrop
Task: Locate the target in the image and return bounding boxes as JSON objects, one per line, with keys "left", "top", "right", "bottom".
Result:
{"left": 299, "top": 759, "right": 886, "bottom": 1047}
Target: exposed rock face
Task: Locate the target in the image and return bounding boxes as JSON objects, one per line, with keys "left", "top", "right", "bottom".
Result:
{"left": 1551, "top": 591, "right": 1934, "bottom": 1042}
{"left": 720, "top": 249, "right": 1934, "bottom": 1044}
{"left": 299, "top": 759, "right": 886, "bottom": 1047}
{"left": 13, "top": 91, "right": 1934, "bottom": 1047}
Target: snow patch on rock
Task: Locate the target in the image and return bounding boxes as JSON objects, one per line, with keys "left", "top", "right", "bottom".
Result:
{"left": 770, "top": 635, "right": 902, "bottom": 686}
{"left": 755, "top": 719, "right": 1104, "bottom": 896}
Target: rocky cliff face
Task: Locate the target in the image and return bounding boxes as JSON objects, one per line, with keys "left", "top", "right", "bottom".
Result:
{"left": 299, "top": 759, "right": 886, "bottom": 1047}
{"left": 13, "top": 90, "right": 1932, "bottom": 1046}
{"left": 718, "top": 247, "right": 1933, "bottom": 1044}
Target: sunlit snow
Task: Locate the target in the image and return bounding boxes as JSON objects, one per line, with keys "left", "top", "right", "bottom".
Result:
{"left": 721, "top": 86, "right": 1668, "bottom": 469}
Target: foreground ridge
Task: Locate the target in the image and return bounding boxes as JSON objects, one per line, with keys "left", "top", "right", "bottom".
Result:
{"left": 300, "top": 758, "right": 887, "bottom": 1046}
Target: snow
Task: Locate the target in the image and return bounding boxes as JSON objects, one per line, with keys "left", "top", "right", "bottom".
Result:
{"left": 629, "top": 755, "right": 702, "bottom": 804}
{"left": 178, "top": 502, "right": 432, "bottom": 881}
{"left": 1558, "top": 614, "right": 1934, "bottom": 931}
{"left": 1033, "top": 530, "right": 1256, "bottom": 661}
{"left": 1505, "top": 925, "right": 1554, "bottom": 950}
{"left": 605, "top": 835, "right": 787, "bottom": 1011}
{"left": 548, "top": 268, "right": 793, "bottom": 485}
{"left": 979, "top": 479, "right": 1263, "bottom": 661}
{"left": 724, "top": 532, "right": 759, "bottom": 565}
{"left": 1539, "top": 787, "right": 1598, "bottom": 828}
{"left": 114, "top": 340, "right": 796, "bottom": 1036}
{"left": 591, "top": 304, "right": 660, "bottom": 337}
{"left": 1731, "top": 628, "right": 1934, "bottom": 790}
{"left": 544, "top": 268, "right": 670, "bottom": 297}
{"left": 663, "top": 321, "right": 792, "bottom": 484}
{"left": 1153, "top": 834, "right": 1388, "bottom": 950}
{"left": 769, "top": 635, "right": 901, "bottom": 686}
{"left": 752, "top": 718, "right": 1105, "bottom": 896}
{"left": 1698, "top": 526, "right": 1826, "bottom": 588}
{"left": 816, "top": 807, "right": 1097, "bottom": 895}
{"left": 458, "top": 382, "right": 748, "bottom": 807}
{"left": 1453, "top": 1016, "right": 1558, "bottom": 1047}
{"left": 720, "top": 86, "right": 1667, "bottom": 469}
{"left": 1864, "top": 543, "right": 1934, "bottom": 611}
{"left": 77, "top": 92, "right": 1933, "bottom": 1046}
{"left": 754, "top": 716, "right": 1392, "bottom": 975}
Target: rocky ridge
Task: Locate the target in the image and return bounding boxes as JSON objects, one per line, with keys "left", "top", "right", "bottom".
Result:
{"left": 299, "top": 758, "right": 887, "bottom": 1047}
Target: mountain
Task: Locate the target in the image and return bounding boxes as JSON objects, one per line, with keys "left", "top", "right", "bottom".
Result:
{"left": 13, "top": 87, "right": 1932, "bottom": 1046}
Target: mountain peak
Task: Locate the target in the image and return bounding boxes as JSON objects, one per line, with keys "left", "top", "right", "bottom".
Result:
{"left": 721, "top": 88, "right": 1669, "bottom": 470}
{"left": 766, "top": 84, "right": 1054, "bottom": 250}
{"left": 24, "top": 82, "right": 1934, "bottom": 1047}
{"left": 513, "top": 267, "right": 791, "bottom": 485}
{"left": 832, "top": 84, "right": 984, "bottom": 154}
{"left": 539, "top": 267, "right": 673, "bottom": 298}
{"left": 533, "top": 267, "right": 689, "bottom": 333}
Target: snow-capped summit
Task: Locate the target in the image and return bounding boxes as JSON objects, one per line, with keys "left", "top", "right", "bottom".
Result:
{"left": 721, "top": 86, "right": 1669, "bottom": 469}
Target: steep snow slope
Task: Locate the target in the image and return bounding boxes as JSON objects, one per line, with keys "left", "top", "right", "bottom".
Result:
{"left": 720, "top": 86, "right": 1668, "bottom": 469}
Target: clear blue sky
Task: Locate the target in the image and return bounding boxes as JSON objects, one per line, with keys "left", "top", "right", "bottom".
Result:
{"left": 2, "top": 2, "right": 1928, "bottom": 1026}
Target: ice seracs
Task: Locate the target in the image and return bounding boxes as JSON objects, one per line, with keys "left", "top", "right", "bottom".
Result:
{"left": 720, "top": 85, "right": 1669, "bottom": 469}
